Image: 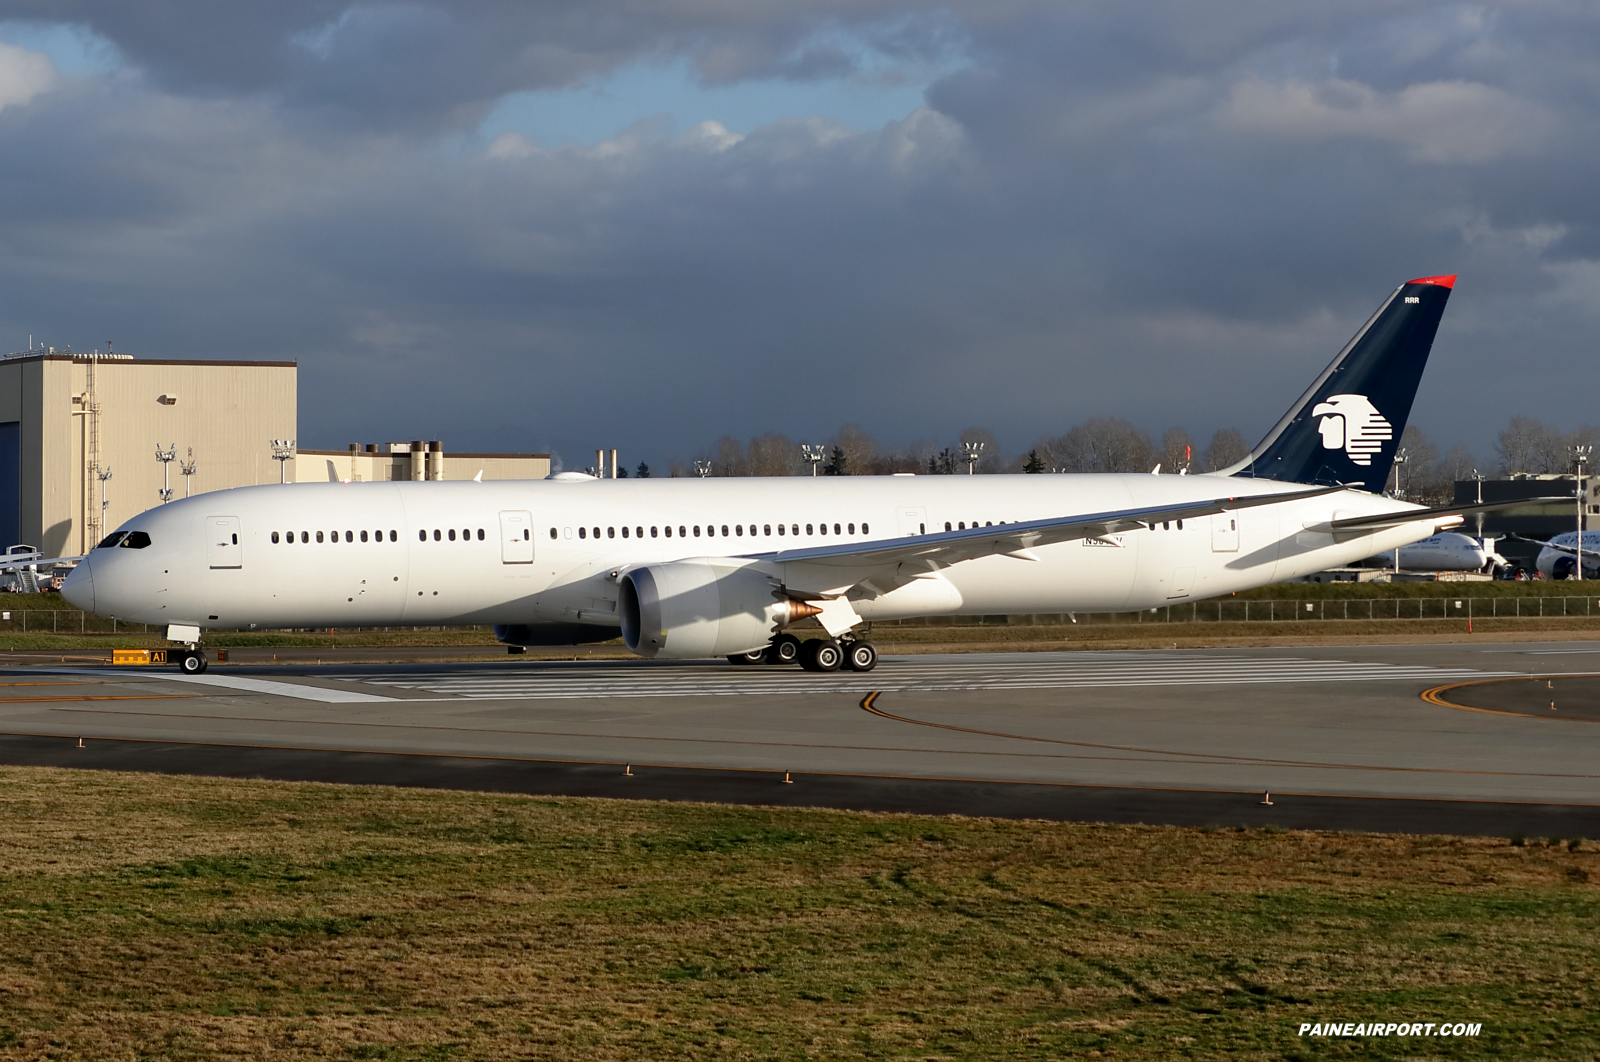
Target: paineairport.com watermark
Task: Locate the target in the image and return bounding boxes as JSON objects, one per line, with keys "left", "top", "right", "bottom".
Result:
{"left": 1299, "top": 1022, "right": 1482, "bottom": 1038}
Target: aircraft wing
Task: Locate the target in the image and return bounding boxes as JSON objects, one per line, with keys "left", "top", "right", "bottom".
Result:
{"left": 751, "top": 485, "right": 1341, "bottom": 597}
{"left": 1330, "top": 497, "right": 1572, "bottom": 532}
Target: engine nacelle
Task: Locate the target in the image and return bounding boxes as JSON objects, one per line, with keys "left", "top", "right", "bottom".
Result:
{"left": 619, "top": 561, "right": 801, "bottom": 659}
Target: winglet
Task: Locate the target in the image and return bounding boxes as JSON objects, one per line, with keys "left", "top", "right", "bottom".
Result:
{"left": 473, "top": 469, "right": 483, "bottom": 482}
{"left": 1405, "top": 274, "right": 1456, "bottom": 288}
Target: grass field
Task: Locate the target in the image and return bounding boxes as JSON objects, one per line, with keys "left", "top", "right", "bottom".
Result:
{"left": 0, "top": 767, "right": 1595, "bottom": 1060}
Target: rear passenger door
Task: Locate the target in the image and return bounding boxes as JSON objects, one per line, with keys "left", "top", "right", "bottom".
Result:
{"left": 499, "top": 510, "right": 534, "bottom": 563}
{"left": 206, "top": 516, "right": 243, "bottom": 569}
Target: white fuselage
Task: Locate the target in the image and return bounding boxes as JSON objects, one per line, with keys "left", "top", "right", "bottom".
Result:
{"left": 64, "top": 474, "right": 1445, "bottom": 647}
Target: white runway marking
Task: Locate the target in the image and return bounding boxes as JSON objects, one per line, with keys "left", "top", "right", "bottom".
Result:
{"left": 352, "top": 655, "right": 1517, "bottom": 700}
{"left": 161, "top": 673, "right": 397, "bottom": 703}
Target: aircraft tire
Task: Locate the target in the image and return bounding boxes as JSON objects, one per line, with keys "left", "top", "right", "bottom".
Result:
{"left": 727, "top": 648, "right": 767, "bottom": 666}
{"left": 177, "top": 650, "right": 208, "bottom": 675}
{"left": 843, "top": 641, "right": 877, "bottom": 672}
{"left": 766, "top": 634, "right": 801, "bottom": 666}
{"left": 800, "top": 639, "right": 842, "bottom": 672}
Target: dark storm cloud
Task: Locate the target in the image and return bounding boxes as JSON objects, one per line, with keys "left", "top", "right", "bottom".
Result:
{"left": 0, "top": 1, "right": 1597, "bottom": 468}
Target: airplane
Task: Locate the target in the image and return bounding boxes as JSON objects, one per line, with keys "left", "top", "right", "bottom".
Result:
{"left": 1367, "top": 532, "right": 1508, "bottom": 573}
{"left": 65, "top": 273, "right": 1532, "bottom": 676}
{"left": 1519, "top": 530, "right": 1600, "bottom": 580}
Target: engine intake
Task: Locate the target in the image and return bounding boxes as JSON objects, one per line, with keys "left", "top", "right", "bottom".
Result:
{"left": 619, "top": 561, "right": 808, "bottom": 659}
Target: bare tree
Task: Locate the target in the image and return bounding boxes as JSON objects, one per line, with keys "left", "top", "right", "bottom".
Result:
{"left": 712, "top": 435, "right": 748, "bottom": 477}
{"left": 1161, "top": 427, "right": 1194, "bottom": 473}
{"left": 832, "top": 424, "right": 877, "bottom": 476}
{"left": 1204, "top": 428, "right": 1250, "bottom": 472}
{"left": 1396, "top": 425, "right": 1438, "bottom": 499}
{"left": 747, "top": 433, "right": 796, "bottom": 476}
{"left": 1042, "top": 419, "right": 1154, "bottom": 473}
{"left": 668, "top": 459, "right": 688, "bottom": 478}
{"left": 1497, "top": 415, "right": 1548, "bottom": 473}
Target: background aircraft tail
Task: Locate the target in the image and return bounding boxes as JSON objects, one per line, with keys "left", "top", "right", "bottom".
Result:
{"left": 1225, "top": 275, "right": 1455, "bottom": 494}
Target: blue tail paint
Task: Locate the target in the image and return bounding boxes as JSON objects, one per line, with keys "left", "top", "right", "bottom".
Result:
{"left": 1229, "top": 275, "right": 1455, "bottom": 494}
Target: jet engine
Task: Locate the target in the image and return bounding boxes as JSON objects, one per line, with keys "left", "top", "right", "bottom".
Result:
{"left": 618, "top": 561, "right": 818, "bottom": 659}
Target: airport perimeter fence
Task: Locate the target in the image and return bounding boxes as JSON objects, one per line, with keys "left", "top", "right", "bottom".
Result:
{"left": 880, "top": 595, "right": 1600, "bottom": 627}
{"left": 3, "top": 597, "right": 1600, "bottom": 636}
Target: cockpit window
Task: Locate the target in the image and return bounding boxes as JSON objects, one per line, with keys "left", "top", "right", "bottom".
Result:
{"left": 96, "top": 532, "right": 127, "bottom": 549}
{"left": 119, "top": 531, "right": 152, "bottom": 549}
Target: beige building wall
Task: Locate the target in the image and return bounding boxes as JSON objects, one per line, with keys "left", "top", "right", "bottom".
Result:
{"left": 0, "top": 354, "right": 297, "bottom": 556}
{"left": 295, "top": 448, "right": 550, "bottom": 484}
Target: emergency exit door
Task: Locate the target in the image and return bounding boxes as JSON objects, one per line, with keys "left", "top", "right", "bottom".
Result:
{"left": 499, "top": 510, "right": 534, "bottom": 563}
{"left": 1211, "top": 512, "right": 1239, "bottom": 552}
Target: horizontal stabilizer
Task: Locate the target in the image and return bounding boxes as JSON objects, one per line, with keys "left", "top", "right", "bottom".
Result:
{"left": 1329, "top": 497, "right": 1571, "bottom": 532}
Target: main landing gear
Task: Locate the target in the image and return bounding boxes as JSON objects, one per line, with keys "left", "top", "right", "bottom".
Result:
{"left": 727, "top": 633, "right": 876, "bottom": 673}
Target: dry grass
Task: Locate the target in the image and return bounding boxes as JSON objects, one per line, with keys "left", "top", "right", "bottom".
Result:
{"left": 0, "top": 768, "right": 1595, "bottom": 1059}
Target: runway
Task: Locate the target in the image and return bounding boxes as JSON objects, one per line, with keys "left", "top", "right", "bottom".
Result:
{"left": 2, "top": 640, "right": 1598, "bottom": 835}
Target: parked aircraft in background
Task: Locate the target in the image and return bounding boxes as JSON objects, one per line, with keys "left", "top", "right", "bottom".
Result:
{"left": 66, "top": 274, "right": 1535, "bottom": 675}
{"left": 1522, "top": 530, "right": 1600, "bottom": 580}
{"left": 1368, "top": 532, "right": 1507, "bottom": 573}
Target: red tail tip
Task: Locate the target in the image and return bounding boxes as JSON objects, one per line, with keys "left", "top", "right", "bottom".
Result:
{"left": 1406, "top": 274, "right": 1457, "bottom": 289}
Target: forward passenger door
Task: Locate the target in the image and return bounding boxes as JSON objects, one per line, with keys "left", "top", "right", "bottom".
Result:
{"left": 206, "top": 516, "right": 243, "bottom": 569}
{"left": 500, "top": 511, "right": 534, "bottom": 563}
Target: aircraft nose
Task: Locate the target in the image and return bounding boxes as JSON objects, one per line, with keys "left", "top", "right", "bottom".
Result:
{"left": 61, "top": 558, "right": 94, "bottom": 612}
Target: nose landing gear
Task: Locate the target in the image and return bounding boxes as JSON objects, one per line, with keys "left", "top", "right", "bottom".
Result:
{"left": 175, "top": 649, "right": 209, "bottom": 674}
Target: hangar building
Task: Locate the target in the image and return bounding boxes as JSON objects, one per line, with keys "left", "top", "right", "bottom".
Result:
{"left": 0, "top": 347, "right": 552, "bottom": 560}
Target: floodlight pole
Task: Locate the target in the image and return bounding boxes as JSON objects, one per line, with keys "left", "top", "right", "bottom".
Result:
{"left": 154, "top": 443, "right": 176, "bottom": 503}
{"left": 961, "top": 441, "right": 984, "bottom": 475}
{"left": 800, "top": 444, "right": 824, "bottom": 476}
{"left": 180, "top": 448, "right": 196, "bottom": 498}
{"left": 270, "top": 439, "right": 297, "bottom": 484}
{"left": 693, "top": 460, "right": 712, "bottom": 478}
{"left": 1573, "top": 445, "right": 1592, "bottom": 581}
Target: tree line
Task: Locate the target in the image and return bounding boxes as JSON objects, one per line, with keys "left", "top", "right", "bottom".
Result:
{"left": 659, "top": 416, "right": 1599, "bottom": 504}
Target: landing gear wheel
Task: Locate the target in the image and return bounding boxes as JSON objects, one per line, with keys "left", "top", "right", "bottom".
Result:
{"left": 766, "top": 633, "right": 801, "bottom": 666}
{"left": 843, "top": 640, "right": 878, "bottom": 672}
{"left": 728, "top": 648, "right": 767, "bottom": 666}
{"left": 799, "top": 639, "right": 842, "bottom": 672}
{"left": 177, "top": 650, "right": 208, "bottom": 675}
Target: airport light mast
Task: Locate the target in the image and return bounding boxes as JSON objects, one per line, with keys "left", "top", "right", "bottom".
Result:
{"left": 270, "top": 439, "right": 296, "bottom": 484}
{"left": 693, "top": 460, "right": 712, "bottom": 478}
{"left": 961, "top": 441, "right": 984, "bottom": 475}
{"left": 180, "top": 448, "right": 196, "bottom": 498}
{"left": 799, "top": 444, "right": 824, "bottom": 476}
{"left": 154, "top": 443, "right": 176, "bottom": 503}
{"left": 1573, "top": 445, "right": 1591, "bottom": 581}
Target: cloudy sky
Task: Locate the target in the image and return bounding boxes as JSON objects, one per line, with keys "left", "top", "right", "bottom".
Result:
{"left": 0, "top": 1, "right": 1595, "bottom": 471}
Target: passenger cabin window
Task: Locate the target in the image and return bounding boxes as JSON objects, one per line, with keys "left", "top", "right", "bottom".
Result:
{"left": 607, "top": 527, "right": 615, "bottom": 539}
{"left": 593, "top": 527, "right": 600, "bottom": 539}
{"left": 317, "top": 531, "right": 325, "bottom": 543}
{"left": 777, "top": 525, "right": 784, "bottom": 536}
{"left": 477, "top": 528, "right": 485, "bottom": 540}
{"left": 579, "top": 527, "right": 587, "bottom": 539}
{"left": 301, "top": 532, "right": 309, "bottom": 543}
{"left": 550, "top": 528, "right": 557, "bottom": 539}
{"left": 449, "top": 529, "right": 457, "bottom": 541}
{"left": 97, "top": 531, "right": 127, "bottom": 549}
{"left": 833, "top": 523, "right": 841, "bottom": 535}
{"left": 272, "top": 531, "right": 281, "bottom": 543}
{"left": 791, "top": 524, "right": 799, "bottom": 535}
{"left": 862, "top": 522, "right": 869, "bottom": 533}
{"left": 360, "top": 530, "right": 368, "bottom": 542}
{"left": 721, "top": 525, "right": 729, "bottom": 536}
{"left": 621, "top": 527, "right": 629, "bottom": 538}
{"left": 345, "top": 530, "right": 353, "bottom": 543}
{"left": 433, "top": 530, "right": 441, "bottom": 541}
{"left": 848, "top": 523, "right": 855, "bottom": 534}
{"left": 418, "top": 530, "right": 426, "bottom": 541}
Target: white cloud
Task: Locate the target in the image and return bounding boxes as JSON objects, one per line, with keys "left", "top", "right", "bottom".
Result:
{"left": 1217, "top": 76, "right": 1553, "bottom": 163}
{"left": 0, "top": 41, "right": 56, "bottom": 112}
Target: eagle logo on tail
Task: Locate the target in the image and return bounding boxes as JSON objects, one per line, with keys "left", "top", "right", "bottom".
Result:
{"left": 1312, "top": 394, "right": 1392, "bottom": 467}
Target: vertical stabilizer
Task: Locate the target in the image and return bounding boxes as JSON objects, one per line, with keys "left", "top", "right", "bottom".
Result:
{"left": 1228, "top": 275, "right": 1455, "bottom": 494}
